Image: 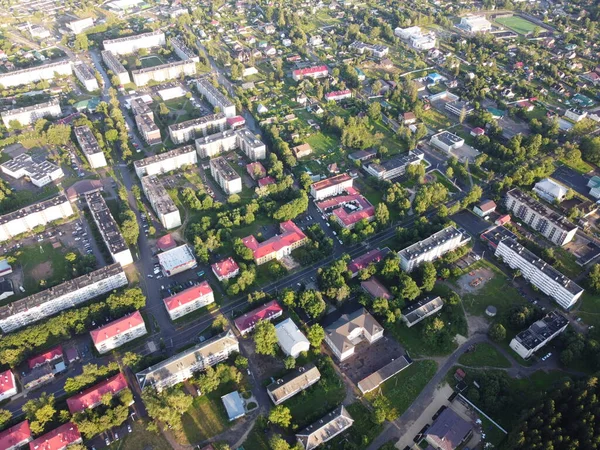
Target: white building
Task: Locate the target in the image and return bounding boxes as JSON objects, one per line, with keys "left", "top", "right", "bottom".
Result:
{"left": 275, "top": 318, "right": 310, "bottom": 358}
{"left": 132, "top": 60, "right": 197, "bottom": 87}
{"left": 74, "top": 126, "right": 107, "bottom": 169}
{"left": 136, "top": 329, "right": 239, "bottom": 392}
{"left": 195, "top": 78, "right": 236, "bottom": 117}
{"left": 365, "top": 150, "right": 424, "bottom": 180}
{"left": 134, "top": 145, "right": 197, "bottom": 178}
{"left": 394, "top": 27, "right": 437, "bottom": 50}
{"left": 0, "top": 60, "right": 72, "bottom": 88}
{"left": 565, "top": 108, "right": 587, "bottom": 122}
{"left": 0, "top": 370, "right": 17, "bottom": 402}
{"left": 141, "top": 175, "right": 181, "bottom": 229}
{"left": 210, "top": 156, "right": 242, "bottom": 194}
{"left": 505, "top": 188, "right": 577, "bottom": 246}
{"left": 85, "top": 191, "right": 134, "bottom": 267}
{"left": 267, "top": 364, "right": 321, "bottom": 405}
{"left": 495, "top": 238, "right": 584, "bottom": 309}
{"left": 101, "top": 50, "right": 131, "bottom": 85}
{"left": 157, "top": 244, "right": 197, "bottom": 276}
{"left": 0, "top": 264, "right": 128, "bottom": 333}
{"left": 296, "top": 406, "right": 354, "bottom": 450}
{"left": 168, "top": 113, "right": 227, "bottom": 145}
{"left": 73, "top": 63, "right": 99, "bottom": 92}
{"left": 510, "top": 311, "right": 569, "bottom": 359}
{"left": 163, "top": 281, "right": 214, "bottom": 320}
{"left": 310, "top": 174, "right": 353, "bottom": 200}
{"left": 399, "top": 226, "right": 471, "bottom": 272}
{"left": 103, "top": 30, "right": 166, "bottom": 55}
{"left": 170, "top": 36, "right": 199, "bottom": 62}
{"left": 324, "top": 308, "right": 383, "bottom": 361}
{"left": 90, "top": 311, "right": 147, "bottom": 354}
{"left": 459, "top": 15, "right": 492, "bottom": 33}
{"left": 1, "top": 153, "right": 64, "bottom": 187}
{"left": 1, "top": 99, "right": 62, "bottom": 128}
{"left": 195, "top": 128, "right": 266, "bottom": 161}
{"left": 402, "top": 296, "right": 444, "bottom": 328}
{"left": 533, "top": 178, "right": 568, "bottom": 203}
{"left": 349, "top": 41, "right": 389, "bottom": 57}
{"left": 430, "top": 131, "right": 465, "bottom": 153}
{"left": 0, "top": 195, "right": 74, "bottom": 243}
{"left": 67, "top": 17, "right": 94, "bottom": 34}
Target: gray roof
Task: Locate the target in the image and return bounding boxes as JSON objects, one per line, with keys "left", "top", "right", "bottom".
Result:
{"left": 267, "top": 363, "right": 321, "bottom": 403}
{"left": 513, "top": 310, "right": 569, "bottom": 350}
{"left": 506, "top": 188, "right": 576, "bottom": 232}
{"left": 424, "top": 408, "right": 472, "bottom": 450}
{"left": 296, "top": 406, "right": 354, "bottom": 450}
{"left": 325, "top": 308, "right": 383, "bottom": 356}
{"left": 403, "top": 296, "right": 444, "bottom": 324}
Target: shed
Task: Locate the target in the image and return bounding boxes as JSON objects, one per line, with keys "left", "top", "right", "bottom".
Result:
{"left": 221, "top": 391, "right": 245, "bottom": 421}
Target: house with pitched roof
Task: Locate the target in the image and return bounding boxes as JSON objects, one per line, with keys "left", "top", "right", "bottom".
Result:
{"left": 324, "top": 308, "right": 383, "bottom": 361}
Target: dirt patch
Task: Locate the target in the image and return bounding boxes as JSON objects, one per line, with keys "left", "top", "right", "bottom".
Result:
{"left": 31, "top": 261, "right": 53, "bottom": 281}
{"left": 456, "top": 267, "right": 494, "bottom": 294}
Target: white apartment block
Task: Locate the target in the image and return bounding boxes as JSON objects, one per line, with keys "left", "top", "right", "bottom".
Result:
{"left": 141, "top": 175, "right": 181, "bottom": 229}
{"left": 170, "top": 36, "right": 200, "bottom": 62}
{"left": 495, "top": 238, "right": 584, "bottom": 309}
{"left": 134, "top": 145, "right": 197, "bottom": 178}
{"left": 101, "top": 50, "right": 131, "bottom": 85}
{"left": 402, "top": 296, "right": 444, "bottom": 328}
{"left": 136, "top": 329, "right": 239, "bottom": 392}
{"left": 168, "top": 113, "right": 227, "bottom": 144}
{"left": 505, "top": 188, "right": 577, "bottom": 246}
{"left": 394, "top": 26, "right": 437, "bottom": 50}
{"left": 1, "top": 99, "right": 62, "bottom": 128}
{"left": 163, "top": 281, "right": 214, "bottom": 321}
{"left": 236, "top": 128, "right": 267, "bottom": 160}
{"left": 195, "top": 78, "right": 236, "bottom": 117}
{"left": 196, "top": 128, "right": 266, "bottom": 160}
{"left": 91, "top": 311, "right": 147, "bottom": 354}
{"left": 399, "top": 226, "right": 471, "bottom": 272}
{"left": 132, "top": 60, "right": 197, "bottom": 87}
{"left": 310, "top": 174, "right": 353, "bottom": 200}
{"left": 0, "top": 60, "right": 72, "bottom": 88}
{"left": 510, "top": 311, "right": 568, "bottom": 359}
{"left": 73, "top": 63, "right": 99, "bottom": 92}
{"left": 349, "top": 41, "right": 389, "bottom": 57}
{"left": 430, "top": 131, "right": 465, "bottom": 153}
{"left": 210, "top": 156, "right": 242, "bottom": 194}
{"left": 67, "top": 17, "right": 94, "bottom": 34}
{"left": 0, "top": 264, "right": 128, "bottom": 333}
{"left": 103, "top": 30, "right": 166, "bottom": 55}
{"left": 85, "top": 191, "right": 134, "bottom": 267}
{"left": 0, "top": 370, "right": 17, "bottom": 402}
{"left": 459, "top": 15, "right": 492, "bottom": 33}
{"left": 365, "top": 150, "right": 424, "bottom": 180}
{"left": 0, "top": 195, "right": 74, "bottom": 243}
{"left": 1, "top": 153, "right": 64, "bottom": 187}
{"left": 74, "top": 126, "right": 107, "bottom": 169}
{"left": 134, "top": 112, "right": 161, "bottom": 144}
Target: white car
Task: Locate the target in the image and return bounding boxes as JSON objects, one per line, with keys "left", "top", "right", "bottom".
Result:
{"left": 147, "top": 274, "right": 154, "bottom": 278}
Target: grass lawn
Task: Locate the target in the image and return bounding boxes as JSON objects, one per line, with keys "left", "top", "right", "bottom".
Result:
{"left": 329, "top": 402, "right": 383, "bottom": 450}
{"left": 179, "top": 385, "right": 233, "bottom": 444}
{"left": 431, "top": 170, "right": 459, "bottom": 193}
{"left": 495, "top": 16, "right": 538, "bottom": 35}
{"left": 365, "top": 360, "right": 437, "bottom": 420}
{"left": 421, "top": 109, "right": 452, "bottom": 131}
{"left": 15, "top": 242, "right": 74, "bottom": 294}
{"left": 578, "top": 292, "right": 600, "bottom": 314}
{"left": 241, "top": 418, "right": 270, "bottom": 450}
{"left": 552, "top": 247, "right": 582, "bottom": 278}
{"left": 458, "top": 343, "right": 511, "bottom": 368}
{"left": 140, "top": 55, "right": 165, "bottom": 68}
{"left": 558, "top": 158, "right": 593, "bottom": 174}
{"left": 306, "top": 131, "right": 340, "bottom": 153}
{"left": 108, "top": 421, "right": 172, "bottom": 450}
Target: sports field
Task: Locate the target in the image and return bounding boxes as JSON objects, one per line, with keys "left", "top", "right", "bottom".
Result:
{"left": 495, "top": 15, "right": 537, "bottom": 34}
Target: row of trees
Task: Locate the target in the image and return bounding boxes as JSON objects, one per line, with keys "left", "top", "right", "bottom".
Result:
{"left": 73, "top": 388, "right": 133, "bottom": 438}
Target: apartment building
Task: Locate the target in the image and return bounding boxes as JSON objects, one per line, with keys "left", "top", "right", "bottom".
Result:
{"left": 316, "top": 192, "right": 375, "bottom": 229}
{"left": 73, "top": 62, "right": 99, "bottom": 92}
{"left": 134, "top": 145, "right": 197, "bottom": 178}
{"left": 296, "top": 406, "right": 354, "bottom": 450}
{"left": 140, "top": 175, "right": 181, "bottom": 229}
{"left": 195, "top": 78, "right": 236, "bottom": 117}
{"left": 310, "top": 174, "right": 353, "bottom": 200}
{"left": 67, "top": 373, "right": 129, "bottom": 414}
{"left": 103, "top": 30, "right": 166, "bottom": 55}
{"left": 196, "top": 128, "right": 266, "bottom": 161}
{"left": 90, "top": 311, "right": 147, "bottom": 354}
{"left": 1, "top": 99, "right": 62, "bottom": 128}
{"left": 0, "top": 421, "right": 32, "bottom": 450}
{"left": 157, "top": 244, "right": 197, "bottom": 276}
{"left": 365, "top": 150, "right": 424, "bottom": 180}
{"left": 0, "top": 370, "right": 17, "bottom": 402}
{"left": 430, "top": 131, "right": 465, "bottom": 152}
{"left": 170, "top": 36, "right": 199, "bottom": 62}
{"left": 0, "top": 195, "right": 74, "bottom": 243}
{"left": 0, "top": 264, "right": 128, "bottom": 333}
{"left": 349, "top": 41, "right": 389, "bottom": 57}
{"left": 132, "top": 60, "right": 197, "bottom": 87}
{"left": 505, "top": 188, "right": 577, "bottom": 246}
{"left": 74, "top": 126, "right": 107, "bottom": 169}
{"left": 168, "top": 113, "right": 227, "bottom": 144}
{"left": 67, "top": 17, "right": 94, "bottom": 34}
{"left": 324, "top": 308, "right": 383, "bottom": 361}
{"left": 136, "top": 329, "right": 239, "bottom": 392}
{"left": 267, "top": 364, "right": 321, "bottom": 405}
{"left": 292, "top": 65, "right": 328, "bottom": 81}
{"left": 163, "top": 281, "right": 214, "bottom": 320}
{"left": 0, "top": 60, "right": 72, "bottom": 88}
{"left": 325, "top": 89, "right": 352, "bottom": 102}
{"left": 29, "top": 423, "right": 82, "bottom": 450}
{"left": 210, "top": 156, "right": 242, "bottom": 194}
{"left": 135, "top": 112, "right": 162, "bottom": 144}
{"left": 398, "top": 226, "right": 471, "bottom": 272}
{"left": 236, "top": 127, "right": 267, "bottom": 160}
{"left": 242, "top": 221, "right": 307, "bottom": 265}
{"left": 495, "top": 238, "right": 584, "bottom": 309}
{"left": 101, "top": 50, "right": 131, "bottom": 85}
{"left": 85, "top": 191, "right": 134, "bottom": 266}
{"left": 510, "top": 311, "right": 569, "bottom": 359}
{"left": 234, "top": 300, "right": 283, "bottom": 335}
{"left": 1, "top": 153, "right": 64, "bottom": 187}
{"left": 402, "top": 296, "right": 444, "bottom": 327}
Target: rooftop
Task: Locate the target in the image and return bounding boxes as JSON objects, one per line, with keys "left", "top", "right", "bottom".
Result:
{"left": 170, "top": 36, "right": 197, "bottom": 59}
{"left": 0, "top": 194, "right": 69, "bottom": 226}
{"left": 156, "top": 233, "right": 177, "bottom": 251}
{"left": 513, "top": 310, "right": 569, "bottom": 350}
{"left": 234, "top": 300, "right": 282, "bottom": 332}
{"left": 367, "top": 150, "right": 423, "bottom": 174}
{"left": 157, "top": 244, "right": 196, "bottom": 272}
{"left": 267, "top": 363, "right": 321, "bottom": 403}
{"left": 103, "top": 30, "right": 164, "bottom": 46}
{"left": 66, "top": 373, "right": 128, "bottom": 414}
{"left": 296, "top": 406, "right": 354, "bottom": 450}
{"left": 325, "top": 308, "right": 383, "bottom": 357}
{"left": 85, "top": 191, "right": 128, "bottom": 255}
{"left": 424, "top": 408, "right": 472, "bottom": 450}
{"left": 168, "top": 113, "right": 226, "bottom": 132}
{"left": 0, "top": 60, "right": 71, "bottom": 80}
{"left": 101, "top": 50, "right": 128, "bottom": 74}
{"left": 134, "top": 145, "right": 195, "bottom": 170}
{"left": 130, "top": 97, "right": 152, "bottom": 116}
{"left": 0, "top": 369, "right": 15, "bottom": 396}
{"left": 141, "top": 175, "right": 179, "bottom": 215}
{"left": 196, "top": 78, "right": 234, "bottom": 107}
{"left": 432, "top": 131, "right": 464, "bottom": 146}
{"left": 398, "top": 226, "right": 470, "bottom": 262}
{"left": 27, "top": 345, "right": 63, "bottom": 370}
{"left": 477, "top": 199, "right": 497, "bottom": 212}
{"left": 403, "top": 296, "right": 444, "bottom": 324}
{"left": 73, "top": 62, "right": 96, "bottom": 81}
{"left": 242, "top": 221, "right": 306, "bottom": 260}
{"left": 74, "top": 126, "right": 103, "bottom": 156}
{"left": 163, "top": 281, "right": 213, "bottom": 311}
{"left": 316, "top": 192, "right": 375, "bottom": 227}
{"left": 221, "top": 391, "right": 245, "bottom": 421}
{"left": 507, "top": 188, "right": 576, "bottom": 232}
{"left": 210, "top": 156, "right": 241, "bottom": 182}
{"left": 28, "top": 422, "right": 81, "bottom": 450}
{"left": 0, "top": 421, "right": 31, "bottom": 450}
{"left": 1, "top": 153, "right": 61, "bottom": 183}
{"left": 211, "top": 257, "right": 240, "bottom": 279}
{"left": 480, "top": 226, "right": 517, "bottom": 247}
{"left": 90, "top": 311, "right": 144, "bottom": 345}
{"left": 347, "top": 248, "right": 391, "bottom": 275}
{"left": 293, "top": 65, "right": 328, "bottom": 76}
{"left": 361, "top": 278, "right": 392, "bottom": 300}
{"left": 132, "top": 59, "right": 195, "bottom": 75}
{"left": 311, "top": 173, "right": 352, "bottom": 192}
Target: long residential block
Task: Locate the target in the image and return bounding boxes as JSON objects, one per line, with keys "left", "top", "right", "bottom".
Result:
{"left": 134, "top": 145, "right": 197, "bottom": 178}
{"left": 196, "top": 128, "right": 265, "bottom": 160}
{"left": 131, "top": 60, "right": 197, "bottom": 87}
{"left": 0, "top": 263, "right": 128, "bottom": 333}
{"left": 0, "top": 60, "right": 72, "bottom": 88}
{"left": 310, "top": 174, "right": 353, "bottom": 200}
{"left": 163, "top": 281, "right": 214, "bottom": 320}
{"left": 195, "top": 78, "right": 236, "bottom": 117}
{"left": 210, "top": 156, "right": 242, "bottom": 194}
{"left": 0, "top": 195, "right": 74, "bottom": 243}
{"left": 103, "top": 30, "right": 166, "bottom": 55}
{"left": 141, "top": 175, "right": 181, "bottom": 229}
{"left": 267, "top": 364, "right": 321, "bottom": 405}
{"left": 402, "top": 296, "right": 444, "bottom": 327}
{"left": 168, "top": 113, "right": 227, "bottom": 144}
{"left": 1, "top": 99, "right": 61, "bottom": 128}
{"left": 510, "top": 311, "right": 568, "bottom": 359}
{"left": 296, "top": 406, "right": 353, "bottom": 450}
{"left": 170, "top": 36, "right": 199, "bottom": 62}
{"left": 73, "top": 62, "right": 99, "bottom": 92}
{"left": 101, "top": 50, "right": 131, "bottom": 85}
{"left": 136, "top": 329, "right": 239, "bottom": 392}
{"left": 90, "top": 311, "right": 147, "bottom": 354}
{"left": 365, "top": 150, "right": 424, "bottom": 180}
{"left": 505, "top": 188, "right": 577, "bottom": 246}
{"left": 495, "top": 238, "right": 584, "bottom": 309}
{"left": 74, "top": 126, "right": 107, "bottom": 168}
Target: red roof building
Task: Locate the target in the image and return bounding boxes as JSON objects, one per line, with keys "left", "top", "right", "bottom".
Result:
{"left": 0, "top": 369, "right": 17, "bottom": 402}
{"left": 90, "top": 311, "right": 147, "bottom": 354}
{"left": 0, "top": 421, "right": 32, "bottom": 450}
{"left": 67, "top": 373, "right": 129, "bottom": 414}
{"left": 234, "top": 300, "right": 283, "bottom": 335}
{"left": 470, "top": 127, "right": 485, "bottom": 137}
{"left": 163, "top": 282, "right": 215, "bottom": 320}
{"left": 257, "top": 176, "right": 276, "bottom": 188}
{"left": 227, "top": 116, "right": 246, "bottom": 129}
{"left": 27, "top": 346, "right": 63, "bottom": 370}
{"left": 309, "top": 173, "right": 353, "bottom": 200}
{"left": 156, "top": 233, "right": 177, "bottom": 251}
{"left": 246, "top": 161, "right": 266, "bottom": 180}
{"left": 212, "top": 257, "right": 240, "bottom": 281}
{"left": 28, "top": 423, "right": 82, "bottom": 450}
{"left": 495, "top": 214, "right": 511, "bottom": 226}
{"left": 292, "top": 65, "right": 328, "bottom": 81}
{"left": 242, "top": 221, "right": 307, "bottom": 265}
{"left": 361, "top": 278, "right": 392, "bottom": 300}
{"left": 316, "top": 193, "right": 375, "bottom": 229}
{"left": 325, "top": 89, "right": 352, "bottom": 101}
{"left": 348, "top": 248, "right": 391, "bottom": 278}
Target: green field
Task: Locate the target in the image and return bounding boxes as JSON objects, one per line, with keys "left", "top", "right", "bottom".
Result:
{"left": 179, "top": 387, "right": 232, "bottom": 444}
{"left": 108, "top": 421, "right": 172, "bottom": 450}
{"left": 495, "top": 16, "right": 538, "bottom": 35}
{"left": 458, "top": 343, "right": 512, "bottom": 368}
{"left": 140, "top": 55, "right": 165, "bottom": 68}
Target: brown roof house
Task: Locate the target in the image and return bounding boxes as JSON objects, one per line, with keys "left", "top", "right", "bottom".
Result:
{"left": 360, "top": 278, "right": 392, "bottom": 300}
{"left": 324, "top": 308, "right": 383, "bottom": 361}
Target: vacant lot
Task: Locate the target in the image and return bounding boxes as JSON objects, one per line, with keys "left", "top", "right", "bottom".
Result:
{"left": 108, "top": 421, "right": 172, "bottom": 450}
{"left": 179, "top": 386, "right": 232, "bottom": 444}
{"left": 17, "top": 242, "right": 73, "bottom": 293}
{"left": 495, "top": 16, "right": 537, "bottom": 34}
{"left": 458, "top": 343, "right": 511, "bottom": 368}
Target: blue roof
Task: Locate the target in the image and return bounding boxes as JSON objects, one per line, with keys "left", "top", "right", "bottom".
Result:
{"left": 428, "top": 73, "right": 442, "bottom": 80}
{"left": 222, "top": 391, "right": 245, "bottom": 421}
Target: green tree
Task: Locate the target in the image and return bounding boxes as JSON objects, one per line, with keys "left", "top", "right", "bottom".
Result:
{"left": 120, "top": 210, "right": 140, "bottom": 246}
{"left": 489, "top": 323, "right": 506, "bottom": 342}
{"left": 269, "top": 405, "right": 292, "bottom": 428}
{"left": 588, "top": 264, "right": 600, "bottom": 293}
{"left": 253, "top": 320, "right": 278, "bottom": 356}
{"left": 0, "top": 409, "right": 11, "bottom": 429}
{"left": 121, "top": 351, "right": 140, "bottom": 368}
{"left": 284, "top": 356, "right": 296, "bottom": 369}
{"left": 23, "top": 393, "right": 56, "bottom": 435}
{"left": 235, "top": 355, "right": 249, "bottom": 369}
{"left": 159, "top": 103, "right": 169, "bottom": 116}
{"left": 74, "top": 33, "right": 89, "bottom": 51}
{"left": 399, "top": 273, "right": 421, "bottom": 301}
{"left": 307, "top": 324, "right": 325, "bottom": 349}
{"left": 420, "top": 262, "right": 436, "bottom": 292}
{"left": 375, "top": 202, "right": 390, "bottom": 226}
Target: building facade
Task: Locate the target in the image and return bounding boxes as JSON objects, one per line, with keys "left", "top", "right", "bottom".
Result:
{"left": 365, "top": 150, "right": 424, "bottom": 180}
{"left": 324, "top": 308, "right": 383, "bottom": 361}
{"left": 90, "top": 311, "right": 147, "bottom": 354}
{"left": 533, "top": 178, "right": 568, "bottom": 203}
{"left": 195, "top": 78, "right": 236, "bottom": 117}
{"left": 163, "top": 282, "right": 215, "bottom": 320}
{"left": 170, "top": 37, "right": 200, "bottom": 62}
{"left": 103, "top": 30, "right": 166, "bottom": 55}
{"left": 73, "top": 63, "right": 99, "bottom": 92}
{"left": 74, "top": 126, "right": 107, "bottom": 169}
{"left": 196, "top": 128, "right": 266, "bottom": 161}
{"left": 132, "top": 60, "right": 197, "bottom": 87}
{"left": 0, "top": 60, "right": 72, "bottom": 88}
{"left": 140, "top": 175, "right": 181, "bottom": 229}
{"left": 101, "top": 50, "right": 131, "bottom": 85}
{"left": 134, "top": 145, "right": 197, "bottom": 178}
{"left": 310, "top": 174, "right": 353, "bottom": 200}
{"left": 168, "top": 113, "right": 227, "bottom": 144}
{"left": 1, "top": 99, "right": 62, "bottom": 128}
{"left": 292, "top": 65, "right": 328, "bottom": 81}
{"left": 0, "top": 370, "right": 17, "bottom": 402}
{"left": 430, "top": 131, "right": 465, "bottom": 152}
{"left": 210, "top": 156, "right": 243, "bottom": 194}
{"left": 1, "top": 153, "right": 64, "bottom": 187}
{"left": 242, "top": 221, "right": 307, "bottom": 265}
{"left": 510, "top": 311, "right": 569, "bottom": 359}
